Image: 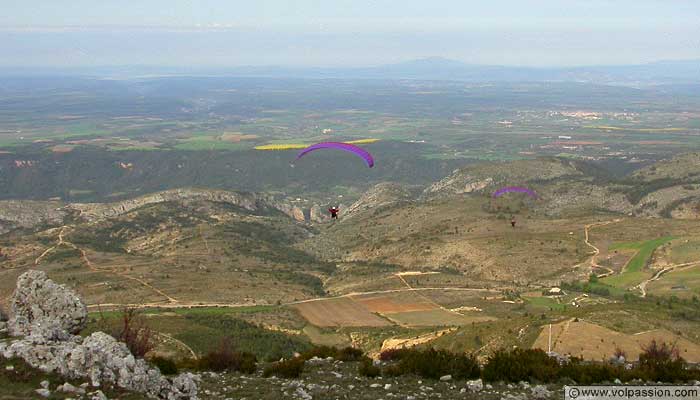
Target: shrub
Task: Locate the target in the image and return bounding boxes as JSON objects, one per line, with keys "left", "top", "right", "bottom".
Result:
{"left": 198, "top": 337, "right": 257, "bottom": 373}
{"left": 384, "top": 348, "right": 480, "bottom": 380}
{"left": 559, "top": 359, "right": 622, "bottom": 385}
{"left": 378, "top": 348, "right": 410, "bottom": 362}
{"left": 358, "top": 357, "right": 381, "bottom": 378}
{"left": 482, "top": 348, "right": 559, "bottom": 383}
{"left": 300, "top": 346, "right": 337, "bottom": 360}
{"left": 263, "top": 357, "right": 305, "bottom": 378}
{"left": 632, "top": 340, "right": 688, "bottom": 382}
{"left": 300, "top": 346, "right": 364, "bottom": 362}
{"left": 337, "top": 347, "right": 364, "bottom": 362}
{"left": 150, "top": 357, "right": 178, "bottom": 375}
{"left": 112, "top": 308, "right": 154, "bottom": 358}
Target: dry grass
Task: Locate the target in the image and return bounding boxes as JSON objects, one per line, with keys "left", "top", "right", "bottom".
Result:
{"left": 532, "top": 319, "right": 700, "bottom": 362}
{"left": 384, "top": 309, "right": 492, "bottom": 327}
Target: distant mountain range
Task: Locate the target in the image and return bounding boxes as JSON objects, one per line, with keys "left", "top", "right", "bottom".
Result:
{"left": 0, "top": 57, "right": 697, "bottom": 85}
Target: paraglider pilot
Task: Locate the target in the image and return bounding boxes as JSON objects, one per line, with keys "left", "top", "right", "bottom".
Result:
{"left": 329, "top": 206, "right": 339, "bottom": 219}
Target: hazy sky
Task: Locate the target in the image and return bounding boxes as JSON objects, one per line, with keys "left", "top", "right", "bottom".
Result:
{"left": 2, "top": 0, "right": 698, "bottom": 67}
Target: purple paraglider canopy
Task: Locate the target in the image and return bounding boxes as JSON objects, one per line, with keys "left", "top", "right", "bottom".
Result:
{"left": 296, "top": 142, "right": 374, "bottom": 168}
{"left": 492, "top": 186, "right": 537, "bottom": 198}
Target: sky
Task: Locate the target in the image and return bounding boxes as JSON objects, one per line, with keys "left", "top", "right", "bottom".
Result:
{"left": 1, "top": 0, "right": 699, "bottom": 67}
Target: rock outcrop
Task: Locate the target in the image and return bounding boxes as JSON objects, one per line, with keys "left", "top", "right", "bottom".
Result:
{"left": 0, "top": 270, "right": 198, "bottom": 399}
{"left": 0, "top": 200, "right": 67, "bottom": 235}
{"left": 8, "top": 270, "right": 87, "bottom": 337}
{"left": 65, "top": 188, "right": 277, "bottom": 221}
{"left": 343, "top": 182, "right": 414, "bottom": 220}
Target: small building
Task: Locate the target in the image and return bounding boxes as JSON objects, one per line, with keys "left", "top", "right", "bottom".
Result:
{"left": 545, "top": 287, "right": 564, "bottom": 296}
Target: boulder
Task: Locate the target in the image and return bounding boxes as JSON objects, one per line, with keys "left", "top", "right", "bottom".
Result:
{"left": 466, "top": 378, "right": 483, "bottom": 392}
{"left": 531, "top": 385, "right": 551, "bottom": 399}
{"left": 8, "top": 270, "right": 87, "bottom": 336}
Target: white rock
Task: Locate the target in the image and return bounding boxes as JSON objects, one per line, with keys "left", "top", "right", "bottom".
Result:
{"left": 58, "top": 382, "right": 80, "bottom": 393}
{"left": 384, "top": 383, "right": 392, "bottom": 390}
{"left": 466, "top": 378, "right": 483, "bottom": 392}
{"left": 370, "top": 383, "right": 382, "bottom": 388}
{"left": 91, "top": 390, "right": 109, "bottom": 400}
{"left": 35, "top": 388, "right": 51, "bottom": 398}
{"left": 40, "top": 380, "right": 49, "bottom": 389}
{"left": 8, "top": 270, "right": 87, "bottom": 337}
{"left": 531, "top": 385, "right": 551, "bottom": 399}
{"left": 5, "top": 365, "right": 14, "bottom": 371}
{"left": 439, "top": 374, "right": 452, "bottom": 381}
{"left": 295, "top": 387, "right": 312, "bottom": 400}
{"left": 1, "top": 272, "right": 199, "bottom": 400}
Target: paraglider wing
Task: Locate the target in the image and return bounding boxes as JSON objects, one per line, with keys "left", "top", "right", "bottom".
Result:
{"left": 492, "top": 186, "right": 537, "bottom": 198}
{"left": 296, "top": 142, "right": 374, "bottom": 168}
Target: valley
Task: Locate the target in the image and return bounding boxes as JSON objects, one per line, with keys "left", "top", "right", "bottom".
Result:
{"left": 3, "top": 152, "right": 700, "bottom": 364}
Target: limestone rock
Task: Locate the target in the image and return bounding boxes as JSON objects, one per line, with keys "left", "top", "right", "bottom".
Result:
{"left": 466, "top": 378, "right": 483, "bottom": 392}
{"left": 531, "top": 385, "right": 552, "bottom": 399}
{"left": 2, "top": 272, "right": 198, "bottom": 400}
{"left": 8, "top": 270, "right": 87, "bottom": 336}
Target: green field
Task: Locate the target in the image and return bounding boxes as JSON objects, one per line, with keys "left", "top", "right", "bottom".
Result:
{"left": 599, "top": 236, "right": 675, "bottom": 289}
{"left": 173, "top": 136, "right": 252, "bottom": 151}
{"left": 523, "top": 296, "right": 567, "bottom": 311}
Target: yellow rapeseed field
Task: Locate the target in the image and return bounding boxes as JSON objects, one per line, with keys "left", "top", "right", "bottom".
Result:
{"left": 254, "top": 138, "right": 379, "bottom": 150}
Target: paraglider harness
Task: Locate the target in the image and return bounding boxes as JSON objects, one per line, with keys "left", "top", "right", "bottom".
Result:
{"left": 329, "top": 207, "right": 339, "bottom": 219}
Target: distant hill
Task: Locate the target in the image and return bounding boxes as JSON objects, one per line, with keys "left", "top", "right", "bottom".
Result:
{"left": 2, "top": 58, "right": 697, "bottom": 85}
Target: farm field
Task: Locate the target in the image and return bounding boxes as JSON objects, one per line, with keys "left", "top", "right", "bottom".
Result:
{"left": 292, "top": 298, "right": 391, "bottom": 327}
{"left": 384, "top": 309, "right": 493, "bottom": 327}
{"left": 600, "top": 237, "right": 676, "bottom": 288}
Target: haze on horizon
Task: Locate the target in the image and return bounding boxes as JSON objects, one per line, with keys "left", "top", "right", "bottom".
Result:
{"left": 1, "top": 0, "right": 699, "bottom": 68}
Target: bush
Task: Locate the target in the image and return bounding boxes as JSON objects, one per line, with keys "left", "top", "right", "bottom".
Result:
{"left": 378, "top": 348, "right": 411, "bottom": 362}
{"left": 337, "top": 347, "right": 364, "bottom": 362}
{"left": 559, "top": 359, "right": 623, "bottom": 385}
{"left": 300, "top": 346, "right": 364, "bottom": 362}
{"left": 112, "top": 308, "right": 154, "bottom": 358}
{"left": 482, "top": 348, "right": 559, "bottom": 383}
{"left": 383, "top": 348, "right": 480, "bottom": 380}
{"left": 358, "top": 357, "right": 381, "bottom": 378}
{"left": 263, "top": 357, "right": 305, "bottom": 378}
{"left": 198, "top": 337, "right": 257, "bottom": 373}
{"left": 632, "top": 340, "right": 688, "bottom": 382}
{"left": 150, "top": 357, "right": 178, "bottom": 375}
{"left": 300, "top": 346, "right": 337, "bottom": 360}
